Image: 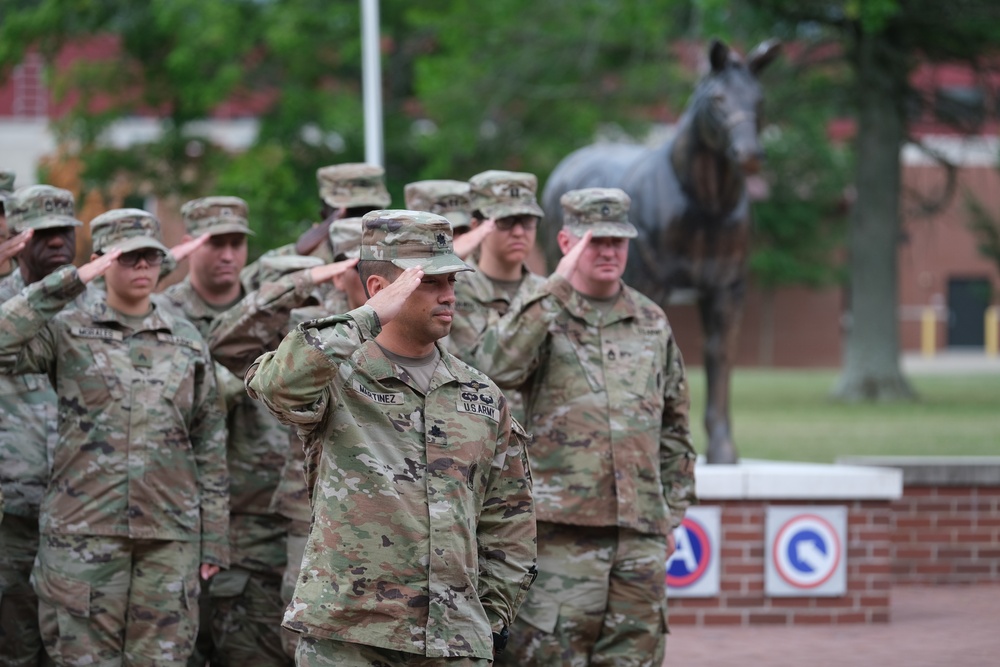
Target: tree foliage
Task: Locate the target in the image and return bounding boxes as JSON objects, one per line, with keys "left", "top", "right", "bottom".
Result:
{"left": 1, "top": 0, "right": 862, "bottom": 292}
{"left": 746, "top": 0, "right": 1000, "bottom": 401}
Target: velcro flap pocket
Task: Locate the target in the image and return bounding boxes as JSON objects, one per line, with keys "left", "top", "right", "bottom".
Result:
{"left": 516, "top": 588, "right": 560, "bottom": 634}
{"left": 208, "top": 567, "right": 251, "bottom": 598}
{"left": 34, "top": 566, "right": 90, "bottom": 618}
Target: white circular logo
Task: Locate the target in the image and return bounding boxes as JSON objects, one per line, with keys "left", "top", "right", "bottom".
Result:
{"left": 772, "top": 514, "right": 841, "bottom": 588}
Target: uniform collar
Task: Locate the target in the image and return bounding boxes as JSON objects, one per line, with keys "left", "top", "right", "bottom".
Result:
{"left": 86, "top": 292, "right": 177, "bottom": 334}
{"left": 357, "top": 339, "right": 475, "bottom": 394}
{"left": 459, "top": 257, "right": 530, "bottom": 305}
{"left": 564, "top": 281, "right": 638, "bottom": 326}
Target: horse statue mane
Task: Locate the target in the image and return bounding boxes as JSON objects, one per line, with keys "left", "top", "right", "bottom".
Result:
{"left": 542, "top": 38, "right": 781, "bottom": 464}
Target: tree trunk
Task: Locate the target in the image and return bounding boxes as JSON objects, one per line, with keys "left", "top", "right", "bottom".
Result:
{"left": 832, "top": 29, "right": 916, "bottom": 401}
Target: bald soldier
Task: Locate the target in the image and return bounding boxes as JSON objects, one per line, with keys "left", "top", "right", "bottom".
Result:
{"left": 476, "top": 188, "right": 697, "bottom": 667}
{"left": 239, "top": 210, "right": 536, "bottom": 666}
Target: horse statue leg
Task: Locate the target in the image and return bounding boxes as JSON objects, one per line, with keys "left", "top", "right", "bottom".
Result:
{"left": 697, "top": 282, "right": 744, "bottom": 464}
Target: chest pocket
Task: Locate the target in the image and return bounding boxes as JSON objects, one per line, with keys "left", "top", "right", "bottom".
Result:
{"left": 155, "top": 333, "right": 201, "bottom": 409}
{"left": 550, "top": 316, "right": 605, "bottom": 395}
{"left": 76, "top": 339, "right": 127, "bottom": 409}
{"left": 604, "top": 334, "right": 657, "bottom": 402}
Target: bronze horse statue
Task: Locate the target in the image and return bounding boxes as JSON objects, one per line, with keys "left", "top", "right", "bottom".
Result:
{"left": 542, "top": 39, "right": 781, "bottom": 464}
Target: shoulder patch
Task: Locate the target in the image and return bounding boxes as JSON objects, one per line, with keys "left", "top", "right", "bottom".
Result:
{"left": 156, "top": 332, "right": 203, "bottom": 351}
{"left": 70, "top": 326, "right": 123, "bottom": 342}
{"left": 456, "top": 389, "right": 500, "bottom": 422}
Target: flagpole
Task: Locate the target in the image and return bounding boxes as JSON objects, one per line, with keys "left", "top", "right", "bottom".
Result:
{"left": 360, "top": 0, "right": 384, "bottom": 167}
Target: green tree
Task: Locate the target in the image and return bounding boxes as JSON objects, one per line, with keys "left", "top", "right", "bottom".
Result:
{"left": 966, "top": 162, "right": 1000, "bottom": 285}
{"left": 749, "top": 0, "right": 1000, "bottom": 400}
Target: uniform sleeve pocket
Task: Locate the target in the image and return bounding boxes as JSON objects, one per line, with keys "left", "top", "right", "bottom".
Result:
{"left": 208, "top": 567, "right": 251, "bottom": 598}
{"left": 515, "top": 588, "right": 560, "bottom": 634}
{"left": 34, "top": 566, "right": 91, "bottom": 617}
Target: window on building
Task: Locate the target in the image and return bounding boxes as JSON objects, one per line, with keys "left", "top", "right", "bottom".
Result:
{"left": 933, "top": 86, "right": 986, "bottom": 130}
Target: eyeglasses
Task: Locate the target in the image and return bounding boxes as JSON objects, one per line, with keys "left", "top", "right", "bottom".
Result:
{"left": 495, "top": 216, "right": 538, "bottom": 232}
{"left": 118, "top": 248, "right": 166, "bottom": 268}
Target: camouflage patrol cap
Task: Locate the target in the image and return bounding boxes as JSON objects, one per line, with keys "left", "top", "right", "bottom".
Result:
{"left": 317, "top": 163, "right": 391, "bottom": 209}
{"left": 560, "top": 187, "right": 637, "bottom": 239}
{"left": 328, "top": 217, "right": 363, "bottom": 260}
{"left": 6, "top": 185, "right": 82, "bottom": 232}
{"left": 90, "top": 208, "right": 170, "bottom": 255}
{"left": 404, "top": 180, "right": 472, "bottom": 231}
{"left": 0, "top": 170, "right": 14, "bottom": 214}
{"left": 360, "top": 210, "right": 473, "bottom": 275}
{"left": 257, "top": 254, "right": 323, "bottom": 285}
{"left": 468, "top": 170, "right": 544, "bottom": 220}
{"left": 181, "top": 196, "right": 255, "bottom": 237}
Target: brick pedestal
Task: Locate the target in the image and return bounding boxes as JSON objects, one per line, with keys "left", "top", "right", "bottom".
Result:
{"left": 669, "top": 461, "right": 902, "bottom": 627}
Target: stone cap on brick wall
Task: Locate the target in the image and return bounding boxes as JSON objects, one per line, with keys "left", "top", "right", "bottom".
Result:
{"left": 835, "top": 456, "right": 1000, "bottom": 487}
{"left": 696, "top": 459, "right": 903, "bottom": 500}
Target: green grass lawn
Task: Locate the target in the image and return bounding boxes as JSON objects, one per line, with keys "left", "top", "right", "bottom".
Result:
{"left": 685, "top": 369, "right": 1000, "bottom": 463}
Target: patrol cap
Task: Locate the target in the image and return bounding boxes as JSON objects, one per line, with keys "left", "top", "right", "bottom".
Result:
{"left": 404, "top": 180, "right": 472, "bottom": 231}
{"left": 257, "top": 254, "right": 324, "bottom": 285}
{"left": 468, "top": 170, "right": 544, "bottom": 220}
{"left": 328, "top": 217, "right": 363, "bottom": 260}
{"left": 6, "top": 185, "right": 83, "bottom": 232}
{"left": 560, "top": 187, "right": 637, "bottom": 239}
{"left": 0, "top": 170, "right": 14, "bottom": 214}
{"left": 360, "top": 210, "right": 473, "bottom": 275}
{"left": 0, "top": 170, "right": 14, "bottom": 193}
{"left": 317, "top": 163, "right": 391, "bottom": 209}
{"left": 181, "top": 196, "right": 255, "bottom": 237}
{"left": 90, "top": 208, "right": 170, "bottom": 255}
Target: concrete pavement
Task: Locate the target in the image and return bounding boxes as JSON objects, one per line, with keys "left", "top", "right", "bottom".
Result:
{"left": 663, "top": 584, "right": 1000, "bottom": 666}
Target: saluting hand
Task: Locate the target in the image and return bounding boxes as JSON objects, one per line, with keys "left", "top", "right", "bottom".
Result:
{"left": 168, "top": 233, "right": 210, "bottom": 263}
{"left": 555, "top": 230, "right": 592, "bottom": 281}
{"left": 453, "top": 218, "right": 495, "bottom": 259}
{"left": 0, "top": 228, "right": 32, "bottom": 266}
{"left": 77, "top": 248, "right": 122, "bottom": 283}
{"left": 367, "top": 266, "right": 423, "bottom": 325}
{"left": 308, "top": 257, "right": 359, "bottom": 284}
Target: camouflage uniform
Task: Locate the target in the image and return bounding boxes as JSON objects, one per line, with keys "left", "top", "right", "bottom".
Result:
{"left": 0, "top": 186, "right": 81, "bottom": 667}
{"left": 206, "top": 221, "right": 357, "bottom": 659}
{"left": 0, "top": 208, "right": 229, "bottom": 665}
{"left": 447, "top": 171, "right": 546, "bottom": 424}
{"left": 238, "top": 211, "right": 536, "bottom": 663}
{"left": 0, "top": 170, "right": 16, "bottom": 276}
{"left": 404, "top": 180, "right": 472, "bottom": 236}
{"left": 475, "top": 189, "right": 697, "bottom": 667}
{"left": 164, "top": 197, "right": 294, "bottom": 667}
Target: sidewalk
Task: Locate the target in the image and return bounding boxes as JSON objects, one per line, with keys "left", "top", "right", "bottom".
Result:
{"left": 902, "top": 350, "right": 1000, "bottom": 374}
{"left": 663, "top": 584, "right": 1000, "bottom": 666}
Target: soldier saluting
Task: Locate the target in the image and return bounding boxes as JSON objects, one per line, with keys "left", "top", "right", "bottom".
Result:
{"left": 0, "top": 208, "right": 229, "bottom": 665}
{"left": 244, "top": 210, "right": 536, "bottom": 666}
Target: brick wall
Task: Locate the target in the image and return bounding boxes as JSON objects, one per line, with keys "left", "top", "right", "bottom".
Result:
{"left": 892, "top": 485, "right": 1000, "bottom": 584}
{"left": 669, "top": 499, "right": 893, "bottom": 626}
